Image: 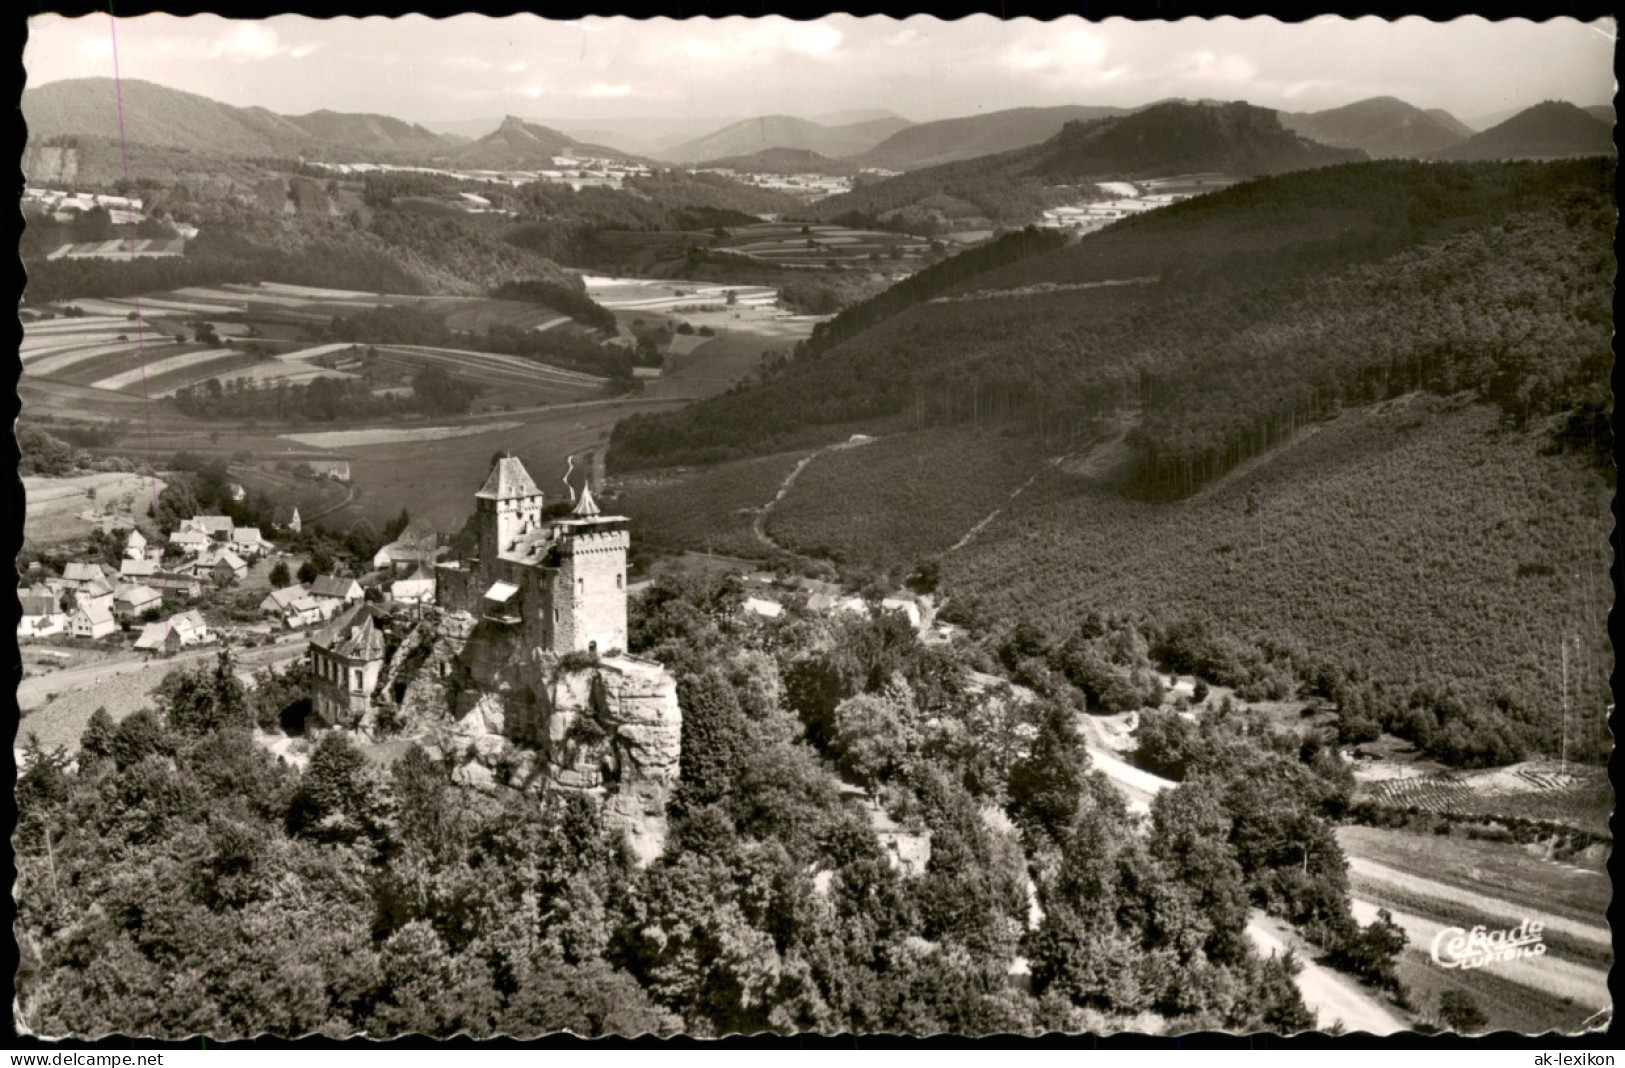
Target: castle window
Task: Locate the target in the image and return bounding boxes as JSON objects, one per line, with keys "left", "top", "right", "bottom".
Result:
{"left": 352, "top": 669, "right": 362, "bottom": 691}
{"left": 616, "top": 573, "right": 623, "bottom": 590}
{"left": 577, "top": 577, "right": 584, "bottom": 598}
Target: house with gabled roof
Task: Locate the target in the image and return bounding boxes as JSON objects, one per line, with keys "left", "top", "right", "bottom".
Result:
{"left": 389, "top": 567, "right": 436, "bottom": 605}
{"left": 260, "top": 584, "right": 310, "bottom": 615}
{"left": 124, "top": 529, "right": 148, "bottom": 559}
{"left": 230, "top": 527, "right": 273, "bottom": 558}
{"left": 113, "top": 584, "right": 163, "bottom": 619}
{"left": 120, "top": 557, "right": 161, "bottom": 580}
{"left": 309, "top": 575, "right": 363, "bottom": 605}
{"left": 181, "top": 515, "right": 235, "bottom": 539}
{"left": 68, "top": 599, "right": 116, "bottom": 639}
{"left": 169, "top": 528, "right": 211, "bottom": 552}
{"left": 62, "top": 561, "right": 103, "bottom": 587}
{"left": 18, "top": 590, "right": 65, "bottom": 639}
{"left": 134, "top": 620, "right": 183, "bottom": 655}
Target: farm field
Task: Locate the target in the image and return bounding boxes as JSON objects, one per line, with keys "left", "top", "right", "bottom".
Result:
{"left": 22, "top": 471, "right": 165, "bottom": 546}
{"left": 29, "top": 281, "right": 619, "bottom": 406}
{"left": 280, "top": 421, "right": 523, "bottom": 449}
{"left": 1353, "top": 761, "right": 1612, "bottom": 836}
{"left": 714, "top": 223, "right": 930, "bottom": 266}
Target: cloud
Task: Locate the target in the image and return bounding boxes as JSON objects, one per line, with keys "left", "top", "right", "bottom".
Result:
{"left": 1174, "top": 49, "right": 1258, "bottom": 85}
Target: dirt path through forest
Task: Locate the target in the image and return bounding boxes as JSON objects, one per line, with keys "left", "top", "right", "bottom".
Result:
{"left": 1246, "top": 912, "right": 1409, "bottom": 1034}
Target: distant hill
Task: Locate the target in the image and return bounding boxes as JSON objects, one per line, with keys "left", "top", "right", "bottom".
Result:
{"left": 1026, "top": 101, "right": 1364, "bottom": 179}
{"left": 850, "top": 105, "right": 1131, "bottom": 170}
{"left": 23, "top": 77, "right": 323, "bottom": 157}
{"left": 1432, "top": 101, "right": 1614, "bottom": 160}
{"left": 696, "top": 147, "right": 859, "bottom": 176}
{"left": 1425, "top": 108, "right": 1476, "bottom": 139}
{"left": 811, "top": 108, "right": 909, "bottom": 127}
{"left": 450, "top": 116, "right": 636, "bottom": 169}
{"left": 1280, "top": 96, "right": 1469, "bottom": 158}
{"left": 22, "top": 77, "right": 466, "bottom": 164}
{"left": 814, "top": 101, "right": 1363, "bottom": 229}
{"left": 1582, "top": 104, "right": 1614, "bottom": 126}
{"left": 658, "top": 115, "right": 911, "bottom": 164}
{"left": 283, "top": 109, "right": 449, "bottom": 153}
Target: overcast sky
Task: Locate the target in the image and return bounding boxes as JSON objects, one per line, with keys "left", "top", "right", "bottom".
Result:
{"left": 24, "top": 13, "right": 1617, "bottom": 126}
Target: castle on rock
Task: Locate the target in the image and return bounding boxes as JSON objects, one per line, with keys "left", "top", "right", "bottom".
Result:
{"left": 436, "top": 455, "right": 629, "bottom": 655}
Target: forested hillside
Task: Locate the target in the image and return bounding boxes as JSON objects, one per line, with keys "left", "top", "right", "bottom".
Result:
{"left": 611, "top": 159, "right": 1613, "bottom": 489}
{"left": 811, "top": 101, "right": 1363, "bottom": 231}
{"left": 850, "top": 105, "right": 1130, "bottom": 171}
{"left": 18, "top": 576, "right": 1377, "bottom": 1037}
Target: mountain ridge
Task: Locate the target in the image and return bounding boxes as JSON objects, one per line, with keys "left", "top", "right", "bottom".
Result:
{"left": 1432, "top": 100, "right": 1614, "bottom": 160}
{"left": 657, "top": 114, "right": 912, "bottom": 164}
{"left": 1279, "top": 96, "right": 1470, "bottom": 158}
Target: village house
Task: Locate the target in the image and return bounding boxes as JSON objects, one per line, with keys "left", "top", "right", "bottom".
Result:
{"left": 273, "top": 505, "right": 302, "bottom": 533}
{"left": 209, "top": 549, "right": 249, "bottom": 586}
{"left": 134, "top": 620, "right": 184, "bottom": 656}
{"left": 261, "top": 584, "right": 331, "bottom": 628}
{"left": 119, "top": 557, "right": 160, "bottom": 581}
{"left": 260, "top": 584, "right": 310, "bottom": 616}
{"left": 124, "top": 529, "right": 148, "bottom": 560}
{"left": 171, "top": 609, "right": 210, "bottom": 645}
{"left": 389, "top": 566, "right": 437, "bottom": 605}
{"left": 373, "top": 519, "right": 441, "bottom": 572}
{"left": 143, "top": 571, "right": 205, "bottom": 599}
{"left": 74, "top": 576, "right": 118, "bottom": 612}
{"left": 743, "top": 596, "right": 785, "bottom": 619}
{"left": 61, "top": 561, "right": 105, "bottom": 588}
{"left": 309, "top": 575, "right": 364, "bottom": 606}
{"left": 113, "top": 584, "right": 163, "bottom": 620}
{"left": 181, "top": 515, "right": 235, "bottom": 540}
{"left": 169, "top": 528, "right": 211, "bottom": 552}
{"left": 17, "top": 591, "right": 66, "bottom": 640}
{"left": 68, "top": 599, "right": 117, "bottom": 640}
{"left": 230, "top": 527, "right": 273, "bottom": 558}
{"left": 307, "top": 603, "right": 387, "bottom": 730}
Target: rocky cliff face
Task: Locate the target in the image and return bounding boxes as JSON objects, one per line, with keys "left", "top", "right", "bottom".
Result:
{"left": 393, "top": 610, "right": 680, "bottom": 863}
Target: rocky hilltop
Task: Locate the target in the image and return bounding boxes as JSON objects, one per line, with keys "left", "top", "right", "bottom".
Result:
{"left": 367, "top": 608, "right": 681, "bottom": 862}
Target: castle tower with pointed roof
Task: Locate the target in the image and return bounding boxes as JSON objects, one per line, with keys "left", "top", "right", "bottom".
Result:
{"left": 440, "top": 454, "right": 629, "bottom": 657}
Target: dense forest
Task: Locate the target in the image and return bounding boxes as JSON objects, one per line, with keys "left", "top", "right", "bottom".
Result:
{"left": 608, "top": 159, "right": 1614, "bottom": 486}
{"left": 16, "top": 575, "right": 1408, "bottom": 1038}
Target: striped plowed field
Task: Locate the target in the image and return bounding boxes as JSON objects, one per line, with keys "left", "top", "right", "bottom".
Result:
{"left": 370, "top": 349, "right": 600, "bottom": 405}
{"left": 1355, "top": 761, "right": 1610, "bottom": 833}
{"left": 48, "top": 343, "right": 202, "bottom": 386}
{"left": 139, "top": 353, "right": 266, "bottom": 396}
{"left": 92, "top": 348, "right": 242, "bottom": 391}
